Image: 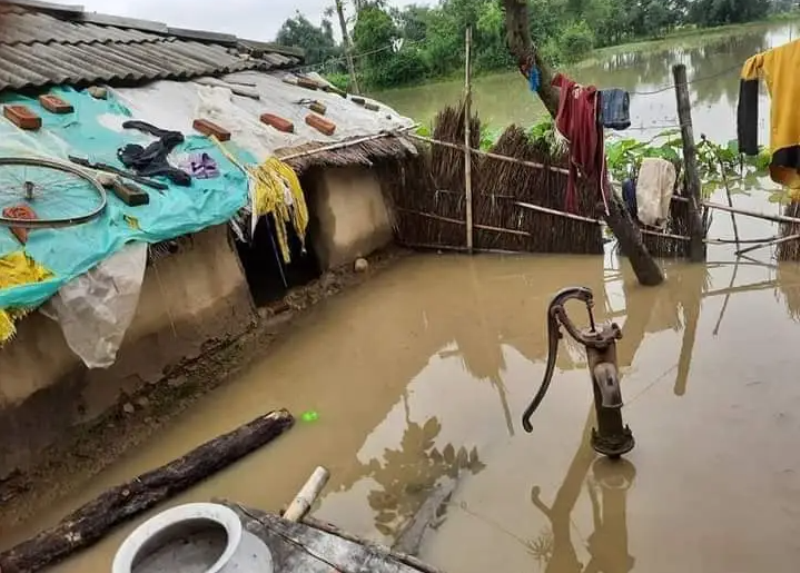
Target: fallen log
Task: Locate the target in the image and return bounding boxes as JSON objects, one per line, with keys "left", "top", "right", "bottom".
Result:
{"left": 0, "top": 409, "right": 295, "bottom": 573}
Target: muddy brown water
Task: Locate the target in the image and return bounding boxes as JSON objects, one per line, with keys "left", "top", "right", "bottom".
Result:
{"left": 7, "top": 246, "right": 800, "bottom": 573}
{"left": 8, "top": 20, "right": 800, "bottom": 573}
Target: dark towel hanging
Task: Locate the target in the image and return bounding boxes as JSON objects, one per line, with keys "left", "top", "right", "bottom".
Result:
{"left": 598, "top": 89, "right": 631, "bottom": 131}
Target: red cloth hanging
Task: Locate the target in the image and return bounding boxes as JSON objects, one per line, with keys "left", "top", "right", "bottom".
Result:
{"left": 552, "top": 73, "right": 603, "bottom": 213}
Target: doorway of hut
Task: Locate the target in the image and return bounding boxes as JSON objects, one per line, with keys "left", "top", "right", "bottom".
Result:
{"left": 234, "top": 214, "right": 321, "bottom": 307}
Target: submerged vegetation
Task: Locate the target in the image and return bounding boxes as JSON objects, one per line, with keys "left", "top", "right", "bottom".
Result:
{"left": 275, "top": 0, "right": 795, "bottom": 90}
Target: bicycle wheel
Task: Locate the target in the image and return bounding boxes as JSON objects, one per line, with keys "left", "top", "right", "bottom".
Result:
{"left": 0, "top": 157, "right": 107, "bottom": 229}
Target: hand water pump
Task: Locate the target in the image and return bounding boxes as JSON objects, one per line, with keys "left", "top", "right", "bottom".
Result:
{"left": 522, "top": 287, "right": 635, "bottom": 459}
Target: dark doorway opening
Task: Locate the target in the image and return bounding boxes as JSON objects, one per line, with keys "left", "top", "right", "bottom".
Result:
{"left": 234, "top": 215, "right": 321, "bottom": 307}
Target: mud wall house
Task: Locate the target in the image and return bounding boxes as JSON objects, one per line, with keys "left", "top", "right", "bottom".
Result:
{"left": 0, "top": 0, "right": 416, "bottom": 479}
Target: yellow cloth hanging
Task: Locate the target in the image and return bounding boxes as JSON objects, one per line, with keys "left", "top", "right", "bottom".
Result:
{"left": 206, "top": 136, "right": 310, "bottom": 263}
{"left": 0, "top": 251, "right": 54, "bottom": 343}
{"left": 248, "top": 157, "right": 309, "bottom": 264}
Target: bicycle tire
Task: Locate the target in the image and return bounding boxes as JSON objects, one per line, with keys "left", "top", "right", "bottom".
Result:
{"left": 0, "top": 156, "right": 108, "bottom": 229}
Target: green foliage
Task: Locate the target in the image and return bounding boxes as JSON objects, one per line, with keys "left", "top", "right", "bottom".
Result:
{"left": 326, "top": 72, "right": 351, "bottom": 93}
{"left": 275, "top": 11, "right": 340, "bottom": 65}
{"left": 475, "top": 122, "right": 775, "bottom": 200}
{"left": 559, "top": 20, "right": 596, "bottom": 63}
{"left": 276, "top": 0, "right": 793, "bottom": 90}
{"left": 603, "top": 130, "right": 772, "bottom": 198}
{"left": 690, "top": 0, "right": 772, "bottom": 26}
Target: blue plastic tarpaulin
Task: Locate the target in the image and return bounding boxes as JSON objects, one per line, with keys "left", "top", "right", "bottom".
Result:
{"left": 0, "top": 87, "right": 251, "bottom": 310}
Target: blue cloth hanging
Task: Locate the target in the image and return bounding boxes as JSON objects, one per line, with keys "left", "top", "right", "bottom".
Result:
{"left": 599, "top": 89, "right": 631, "bottom": 130}
{"left": 528, "top": 65, "right": 541, "bottom": 93}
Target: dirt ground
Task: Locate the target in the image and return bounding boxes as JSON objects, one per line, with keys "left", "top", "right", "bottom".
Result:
{"left": 0, "top": 247, "right": 411, "bottom": 534}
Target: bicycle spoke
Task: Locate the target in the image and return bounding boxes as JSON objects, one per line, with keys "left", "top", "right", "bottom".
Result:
{"left": 0, "top": 158, "right": 107, "bottom": 227}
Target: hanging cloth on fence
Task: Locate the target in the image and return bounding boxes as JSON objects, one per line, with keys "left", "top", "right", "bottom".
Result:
{"left": 636, "top": 158, "right": 676, "bottom": 228}
{"left": 248, "top": 158, "right": 310, "bottom": 264}
{"left": 599, "top": 89, "right": 631, "bottom": 131}
{"left": 552, "top": 73, "right": 603, "bottom": 213}
{"left": 738, "top": 39, "right": 800, "bottom": 189}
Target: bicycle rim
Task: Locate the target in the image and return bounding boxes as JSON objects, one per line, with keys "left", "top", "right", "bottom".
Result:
{"left": 0, "top": 157, "right": 108, "bottom": 229}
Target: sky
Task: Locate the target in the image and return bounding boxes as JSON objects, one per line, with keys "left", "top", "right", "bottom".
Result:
{"left": 76, "top": 0, "right": 432, "bottom": 42}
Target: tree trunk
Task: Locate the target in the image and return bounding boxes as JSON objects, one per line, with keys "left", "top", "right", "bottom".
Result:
{"left": 501, "top": 0, "right": 664, "bottom": 286}
{"left": 0, "top": 410, "right": 295, "bottom": 573}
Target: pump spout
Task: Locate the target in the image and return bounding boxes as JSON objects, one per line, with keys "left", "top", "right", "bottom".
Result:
{"left": 593, "top": 363, "right": 623, "bottom": 409}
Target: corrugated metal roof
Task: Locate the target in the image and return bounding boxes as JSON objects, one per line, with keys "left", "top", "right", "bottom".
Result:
{"left": 0, "top": 5, "right": 164, "bottom": 45}
{"left": 0, "top": 3, "right": 301, "bottom": 92}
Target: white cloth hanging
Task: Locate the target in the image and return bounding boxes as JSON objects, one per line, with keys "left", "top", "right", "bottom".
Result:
{"left": 636, "top": 158, "right": 676, "bottom": 228}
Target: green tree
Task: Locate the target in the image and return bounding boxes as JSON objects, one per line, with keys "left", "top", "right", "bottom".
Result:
{"left": 275, "top": 11, "right": 341, "bottom": 65}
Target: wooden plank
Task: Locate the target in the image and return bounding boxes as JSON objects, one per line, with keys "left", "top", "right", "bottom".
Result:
{"left": 231, "top": 505, "right": 429, "bottom": 573}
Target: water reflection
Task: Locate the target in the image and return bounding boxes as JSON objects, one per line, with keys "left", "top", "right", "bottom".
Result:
{"left": 363, "top": 415, "right": 486, "bottom": 539}
{"left": 528, "top": 409, "right": 636, "bottom": 573}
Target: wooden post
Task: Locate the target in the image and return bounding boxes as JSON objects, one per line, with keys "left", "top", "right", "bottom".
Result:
{"left": 335, "top": 0, "right": 360, "bottom": 95}
{"left": 672, "top": 64, "right": 706, "bottom": 263}
{"left": 464, "top": 26, "right": 474, "bottom": 253}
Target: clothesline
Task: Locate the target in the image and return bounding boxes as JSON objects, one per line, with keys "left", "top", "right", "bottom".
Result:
{"left": 627, "top": 64, "right": 742, "bottom": 96}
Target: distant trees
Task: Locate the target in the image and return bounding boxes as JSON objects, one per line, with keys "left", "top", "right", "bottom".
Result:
{"left": 273, "top": 0, "right": 795, "bottom": 90}
{"left": 275, "top": 11, "right": 341, "bottom": 65}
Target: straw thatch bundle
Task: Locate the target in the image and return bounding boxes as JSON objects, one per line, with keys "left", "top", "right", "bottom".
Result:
{"left": 430, "top": 103, "right": 481, "bottom": 194}
{"left": 281, "top": 136, "right": 415, "bottom": 174}
{"left": 386, "top": 103, "right": 604, "bottom": 254}
{"left": 472, "top": 126, "right": 602, "bottom": 254}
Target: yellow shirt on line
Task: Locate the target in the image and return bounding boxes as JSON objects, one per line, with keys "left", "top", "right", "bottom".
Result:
{"left": 738, "top": 38, "right": 800, "bottom": 189}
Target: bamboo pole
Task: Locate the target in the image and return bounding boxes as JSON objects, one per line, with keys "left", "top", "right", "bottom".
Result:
{"left": 408, "top": 133, "right": 570, "bottom": 175}
{"left": 464, "top": 26, "right": 474, "bottom": 252}
{"left": 701, "top": 200, "right": 800, "bottom": 226}
{"left": 464, "top": 26, "right": 474, "bottom": 253}
{"left": 283, "top": 466, "right": 330, "bottom": 522}
{"left": 736, "top": 233, "right": 800, "bottom": 257}
{"left": 279, "top": 127, "right": 418, "bottom": 162}
{"left": 514, "top": 200, "right": 600, "bottom": 224}
{"left": 397, "top": 207, "right": 532, "bottom": 236}
{"left": 673, "top": 64, "right": 706, "bottom": 262}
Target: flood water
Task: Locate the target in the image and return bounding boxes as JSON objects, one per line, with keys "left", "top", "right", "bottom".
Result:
{"left": 375, "top": 20, "right": 799, "bottom": 141}
{"left": 8, "top": 20, "right": 800, "bottom": 573}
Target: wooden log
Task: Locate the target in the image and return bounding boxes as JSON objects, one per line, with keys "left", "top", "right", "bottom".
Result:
{"left": 283, "top": 466, "right": 330, "bottom": 522}
{"left": 0, "top": 410, "right": 295, "bottom": 573}
{"left": 673, "top": 64, "right": 706, "bottom": 262}
{"left": 602, "top": 188, "right": 665, "bottom": 285}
